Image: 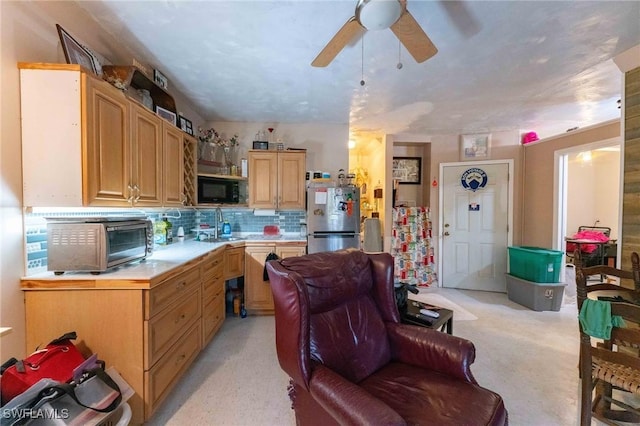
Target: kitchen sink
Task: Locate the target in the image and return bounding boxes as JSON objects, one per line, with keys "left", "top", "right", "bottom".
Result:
{"left": 204, "top": 237, "right": 244, "bottom": 243}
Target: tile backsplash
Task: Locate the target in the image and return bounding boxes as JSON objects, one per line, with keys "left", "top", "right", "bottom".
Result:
{"left": 25, "top": 207, "right": 305, "bottom": 275}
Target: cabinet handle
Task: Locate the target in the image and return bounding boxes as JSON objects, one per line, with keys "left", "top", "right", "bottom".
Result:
{"left": 127, "top": 184, "right": 134, "bottom": 204}
{"left": 175, "top": 353, "right": 186, "bottom": 366}
{"left": 176, "top": 281, "right": 186, "bottom": 290}
{"left": 175, "top": 313, "right": 186, "bottom": 324}
{"left": 133, "top": 185, "right": 140, "bottom": 203}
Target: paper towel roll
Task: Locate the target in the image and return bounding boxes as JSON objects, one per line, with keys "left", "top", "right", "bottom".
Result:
{"left": 363, "top": 218, "right": 382, "bottom": 252}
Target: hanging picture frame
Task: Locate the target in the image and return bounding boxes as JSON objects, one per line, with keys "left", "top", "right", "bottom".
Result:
{"left": 392, "top": 157, "right": 422, "bottom": 184}
{"left": 154, "top": 69, "right": 168, "bottom": 89}
{"left": 460, "top": 133, "right": 491, "bottom": 161}
{"left": 56, "top": 24, "right": 97, "bottom": 75}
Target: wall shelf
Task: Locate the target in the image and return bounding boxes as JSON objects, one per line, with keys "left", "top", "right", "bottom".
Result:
{"left": 197, "top": 172, "right": 247, "bottom": 181}
{"left": 102, "top": 65, "right": 177, "bottom": 113}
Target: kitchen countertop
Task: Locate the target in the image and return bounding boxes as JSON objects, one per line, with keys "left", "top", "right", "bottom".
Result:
{"left": 22, "top": 234, "right": 306, "bottom": 283}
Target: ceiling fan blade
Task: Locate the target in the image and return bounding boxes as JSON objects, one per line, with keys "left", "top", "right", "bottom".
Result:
{"left": 312, "top": 17, "right": 363, "bottom": 67}
{"left": 390, "top": 11, "right": 437, "bottom": 63}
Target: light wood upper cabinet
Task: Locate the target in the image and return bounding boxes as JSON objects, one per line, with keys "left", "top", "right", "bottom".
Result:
{"left": 19, "top": 63, "right": 184, "bottom": 208}
{"left": 162, "top": 123, "right": 185, "bottom": 206}
{"left": 84, "top": 74, "right": 132, "bottom": 206}
{"left": 248, "top": 150, "right": 305, "bottom": 210}
{"left": 130, "top": 103, "right": 163, "bottom": 207}
{"left": 278, "top": 152, "right": 306, "bottom": 209}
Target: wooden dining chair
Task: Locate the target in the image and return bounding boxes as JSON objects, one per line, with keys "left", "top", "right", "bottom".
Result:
{"left": 574, "top": 250, "right": 640, "bottom": 425}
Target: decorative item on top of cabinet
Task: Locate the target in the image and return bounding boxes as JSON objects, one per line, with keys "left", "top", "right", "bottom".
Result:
{"left": 248, "top": 150, "right": 306, "bottom": 210}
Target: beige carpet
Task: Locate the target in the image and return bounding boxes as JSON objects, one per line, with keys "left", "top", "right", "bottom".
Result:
{"left": 148, "top": 288, "right": 581, "bottom": 426}
{"left": 409, "top": 292, "right": 478, "bottom": 320}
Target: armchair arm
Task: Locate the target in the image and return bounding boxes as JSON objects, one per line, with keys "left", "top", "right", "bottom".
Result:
{"left": 386, "top": 322, "right": 478, "bottom": 384}
{"left": 309, "top": 364, "right": 406, "bottom": 426}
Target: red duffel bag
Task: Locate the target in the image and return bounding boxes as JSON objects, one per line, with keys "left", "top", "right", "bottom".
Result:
{"left": 1, "top": 331, "right": 85, "bottom": 405}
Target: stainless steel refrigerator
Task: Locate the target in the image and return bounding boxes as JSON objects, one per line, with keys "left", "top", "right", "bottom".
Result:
{"left": 307, "top": 185, "right": 360, "bottom": 253}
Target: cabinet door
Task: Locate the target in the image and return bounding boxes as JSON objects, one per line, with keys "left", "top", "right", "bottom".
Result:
{"left": 131, "top": 104, "right": 162, "bottom": 207}
{"left": 244, "top": 245, "right": 276, "bottom": 312}
{"left": 224, "top": 247, "right": 245, "bottom": 280}
{"left": 83, "top": 75, "right": 131, "bottom": 206}
{"left": 276, "top": 245, "right": 307, "bottom": 260}
{"left": 248, "top": 152, "right": 278, "bottom": 208}
{"left": 277, "top": 152, "right": 306, "bottom": 210}
{"left": 162, "top": 123, "right": 184, "bottom": 206}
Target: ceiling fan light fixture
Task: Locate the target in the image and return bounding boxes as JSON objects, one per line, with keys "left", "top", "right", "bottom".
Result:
{"left": 356, "top": 0, "right": 402, "bottom": 31}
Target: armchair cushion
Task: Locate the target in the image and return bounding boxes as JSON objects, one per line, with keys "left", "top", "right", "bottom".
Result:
{"left": 360, "top": 362, "right": 507, "bottom": 426}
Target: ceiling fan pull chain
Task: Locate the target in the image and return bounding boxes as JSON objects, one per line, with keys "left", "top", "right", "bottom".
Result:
{"left": 397, "top": 40, "right": 403, "bottom": 70}
{"left": 360, "top": 34, "right": 365, "bottom": 86}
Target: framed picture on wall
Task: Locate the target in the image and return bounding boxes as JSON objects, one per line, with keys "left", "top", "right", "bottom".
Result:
{"left": 392, "top": 157, "right": 422, "bottom": 184}
{"left": 460, "top": 133, "right": 491, "bottom": 161}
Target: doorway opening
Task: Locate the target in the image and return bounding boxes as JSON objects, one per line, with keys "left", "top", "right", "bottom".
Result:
{"left": 553, "top": 137, "right": 621, "bottom": 285}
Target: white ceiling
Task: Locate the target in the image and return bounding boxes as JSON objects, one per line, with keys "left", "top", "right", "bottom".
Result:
{"left": 78, "top": 0, "right": 640, "bottom": 139}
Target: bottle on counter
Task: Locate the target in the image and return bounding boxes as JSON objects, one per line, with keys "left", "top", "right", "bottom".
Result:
{"left": 154, "top": 219, "right": 167, "bottom": 246}
{"left": 222, "top": 220, "right": 232, "bottom": 237}
{"left": 163, "top": 215, "right": 173, "bottom": 244}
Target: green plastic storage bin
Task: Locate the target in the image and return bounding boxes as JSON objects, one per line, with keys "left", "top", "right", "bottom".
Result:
{"left": 508, "top": 246, "right": 563, "bottom": 283}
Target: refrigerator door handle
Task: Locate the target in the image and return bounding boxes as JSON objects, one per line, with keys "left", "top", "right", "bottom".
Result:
{"left": 311, "top": 233, "right": 358, "bottom": 238}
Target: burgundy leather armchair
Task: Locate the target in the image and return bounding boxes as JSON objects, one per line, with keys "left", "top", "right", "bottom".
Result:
{"left": 266, "top": 249, "right": 507, "bottom": 426}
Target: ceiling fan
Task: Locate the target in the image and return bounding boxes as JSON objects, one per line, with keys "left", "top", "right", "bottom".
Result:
{"left": 311, "top": 0, "right": 437, "bottom": 67}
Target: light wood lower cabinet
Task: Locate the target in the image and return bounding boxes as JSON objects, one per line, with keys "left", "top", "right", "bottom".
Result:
{"left": 21, "top": 248, "right": 230, "bottom": 425}
{"left": 244, "top": 242, "right": 306, "bottom": 314}
{"left": 201, "top": 248, "right": 225, "bottom": 345}
{"left": 224, "top": 246, "right": 245, "bottom": 280}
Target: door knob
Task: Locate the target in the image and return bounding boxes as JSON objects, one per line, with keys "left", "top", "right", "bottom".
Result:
{"left": 444, "top": 223, "right": 450, "bottom": 228}
{"left": 444, "top": 231, "right": 450, "bottom": 236}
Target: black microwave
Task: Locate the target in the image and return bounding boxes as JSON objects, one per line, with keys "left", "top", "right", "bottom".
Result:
{"left": 198, "top": 176, "right": 239, "bottom": 204}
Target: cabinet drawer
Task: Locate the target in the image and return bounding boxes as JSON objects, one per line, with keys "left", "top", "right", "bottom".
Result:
{"left": 202, "top": 251, "right": 224, "bottom": 280}
{"left": 146, "top": 288, "right": 201, "bottom": 367}
{"left": 203, "top": 275, "right": 224, "bottom": 302}
{"left": 146, "top": 266, "right": 201, "bottom": 319}
{"left": 202, "top": 291, "right": 225, "bottom": 345}
{"left": 145, "top": 321, "right": 201, "bottom": 418}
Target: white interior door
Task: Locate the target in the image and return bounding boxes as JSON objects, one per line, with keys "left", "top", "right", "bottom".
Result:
{"left": 441, "top": 162, "right": 510, "bottom": 291}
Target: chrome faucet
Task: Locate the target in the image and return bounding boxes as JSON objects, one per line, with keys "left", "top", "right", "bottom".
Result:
{"left": 214, "top": 207, "right": 224, "bottom": 239}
